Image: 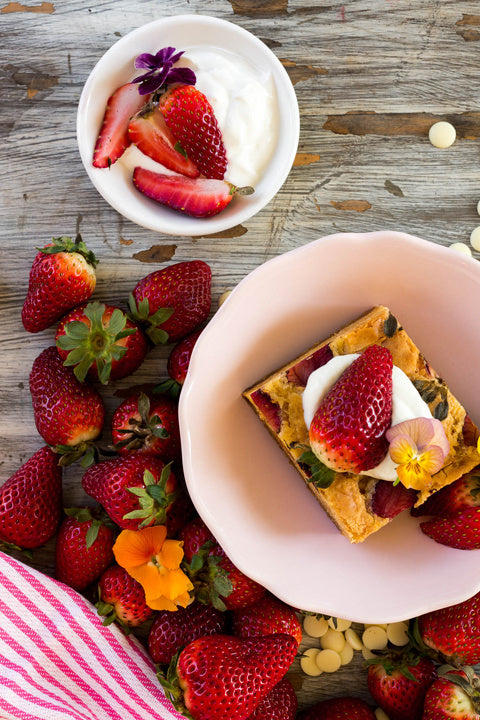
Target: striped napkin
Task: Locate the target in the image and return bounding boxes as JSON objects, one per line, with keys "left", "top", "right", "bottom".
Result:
{"left": 0, "top": 551, "right": 184, "bottom": 720}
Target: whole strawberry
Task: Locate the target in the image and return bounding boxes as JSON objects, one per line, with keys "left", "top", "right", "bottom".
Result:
{"left": 422, "top": 670, "right": 480, "bottom": 720}
{"left": 412, "top": 469, "right": 480, "bottom": 517}
{"left": 55, "top": 507, "right": 115, "bottom": 591}
{"left": 417, "top": 591, "right": 480, "bottom": 665}
{"left": 299, "top": 697, "right": 376, "bottom": 719}
{"left": 367, "top": 653, "right": 437, "bottom": 720}
{"left": 0, "top": 446, "right": 62, "bottom": 549}
{"left": 148, "top": 599, "right": 226, "bottom": 665}
{"left": 159, "top": 85, "right": 228, "bottom": 179}
{"left": 181, "top": 517, "right": 266, "bottom": 611}
{"left": 21, "top": 235, "right": 97, "bottom": 333}
{"left": 129, "top": 260, "right": 211, "bottom": 344}
{"left": 309, "top": 345, "right": 393, "bottom": 473}
{"left": 111, "top": 392, "right": 180, "bottom": 460}
{"left": 56, "top": 302, "right": 148, "bottom": 385}
{"left": 82, "top": 455, "right": 177, "bottom": 531}
{"left": 420, "top": 507, "right": 480, "bottom": 549}
{"left": 232, "top": 594, "right": 302, "bottom": 646}
{"left": 167, "top": 328, "right": 202, "bottom": 386}
{"left": 247, "top": 677, "right": 298, "bottom": 720}
{"left": 96, "top": 564, "right": 154, "bottom": 628}
{"left": 160, "top": 633, "right": 297, "bottom": 720}
{"left": 30, "top": 347, "right": 105, "bottom": 463}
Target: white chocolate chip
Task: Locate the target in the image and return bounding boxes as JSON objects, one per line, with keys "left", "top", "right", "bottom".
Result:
{"left": 345, "top": 628, "right": 363, "bottom": 651}
{"left": 362, "top": 626, "right": 388, "bottom": 651}
{"left": 450, "top": 242, "right": 472, "bottom": 256}
{"left": 375, "top": 708, "right": 391, "bottom": 720}
{"left": 364, "top": 623, "right": 388, "bottom": 630}
{"left": 315, "top": 648, "right": 342, "bottom": 673}
{"left": 327, "top": 616, "right": 352, "bottom": 632}
{"left": 362, "top": 646, "right": 377, "bottom": 661}
{"left": 386, "top": 621, "right": 409, "bottom": 647}
{"left": 339, "top": 642, "right": 354, "bottom": 665}
{"left": 218, "top": 290, "right": 232, "bottom": 307}
{"left": 320, "top": 628, "right": 346, "bottom": 653}
{"left": 477, "top": 201, "right": 480, "bottom": 217}
{"left": 470, "top": 226, "right": 480, "bottom": 252}
{"left": 300, "top": 648, "right": 322, "bottom": 676}
{"left": 428, "top": 121, "right": 456, "bottom": 149}
{"left": 303, "top": 615, "right": 329, "bottom": 638}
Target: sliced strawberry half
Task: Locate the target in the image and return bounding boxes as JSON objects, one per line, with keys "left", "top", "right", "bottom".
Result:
{"left": 370, "top": 479, "right": 418, "bottom": 518}
{"left": 93, "top": 83, "right": 150, "bottom": 169}
{"left": 250, "top": 390, "right": 281, "bottom": 433}
{"left": 286, "top": 345, "right": 334, "bottom": 386}
{"left": 133, "top": 168, "right": 251, "bottom": 218}
{"left": 128, "top": 105, "right": 199, "bottom": 178}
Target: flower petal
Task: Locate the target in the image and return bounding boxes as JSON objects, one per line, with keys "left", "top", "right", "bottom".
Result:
{"left": 389, "top": 434, "right": 418, "bottom": 465}
{"left": 387, "top": 417, "right": 434, "bottom": 446}
{"left": 397, "top": 461, "right": 432, "bottom": 490}
{"left": 428, "top": 419, "right": 450, "bottom": 457}
{"left": 145, "top": 595, "right": 180, "bottom": 612}
{"left": 113, "top": 526, "right": 167, "bottom": 569}
{"left": 418, "top": 445, "right": 446, "bottom": 475}
{"left": 168, "top": 67, "right": 197, "bottom": 86}
{"left": 134, "top": 53, "right": 158, "bottom": 70}
{"left": 157, "top": 539, "right": 184, "bottom": 570}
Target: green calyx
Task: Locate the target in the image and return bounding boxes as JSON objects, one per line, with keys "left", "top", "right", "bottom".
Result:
{"left": 114, "top": 393, "right": 169, "bottom": 453}
{"left": 183, "top": 540, "right": 233, "bottom": 612}
{"left": 123, "top": 464, "right": 177, "bottom": 529}
{"left": 54, "top": 442, "right": 98, "bottom": 468}
{"left": 64, "top": 507, "right": 115, "bottom": 548}
{"left": 295, "top": 444, "right": 335, "bottom": 489}
{"left": 128, "top": 293, "right": 174, "bottom": 345}
{"left": 157, "top": 652, "right": 193, "bottom": 719}
{"left": 153, "top": 379, "right": 181, "bottom": 401}
{"left": 437, "top": 665, "right": 480, "bottom": 712}
{"left": 56, "top": 301, "right": 136, "bottom": 384}
{"left": 39, "top": 233, "right": 98, "bottom": 268}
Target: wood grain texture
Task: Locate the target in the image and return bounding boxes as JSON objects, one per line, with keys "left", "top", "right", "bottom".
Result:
{"left": 1, "top": 0, "right": 480, "bottom": 713}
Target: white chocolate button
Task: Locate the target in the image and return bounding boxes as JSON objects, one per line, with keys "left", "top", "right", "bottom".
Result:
{"left": 345, "top": 628, "right": 363, "bottom": 651}
{"left": 300, "top": 648, "right": 322, "bottom": 676}
{"left": 327, "top": 616, "right": 352, "bottom": 632}
{"left": 339, "top": 642, "right": 354, "bottom": 665}
{"left": 470, "top": 226, "right": 480, "bottom": 251}
{"left": 218, "top": 290, "right": 231, "bottom": 307}
{"left": 362, "top": 646, "right": 377, "bottom": 660}
{"left": 362, "top": 625, "right": 388, "bottom": 650}
{"left": 375, "top": 708, "right": 391, "bottom": 720}
{"left": 477, "top": 201, "right": 480, "bottom": 217}
{"left": 364, "top": 623, "right": 388, "bottom": 630}
{"left": 450, "top": 242, "right": 472, "bottom": 256}
{"left": 320, "top": 628, "right": 345, "bottom": 653}
{"left": 428, "top": 121, "right": 456, "bottom": 149}
{"left": 315, "top": 648, "right": 342, "bottom": 673}
{"left": 303, "top": 615, "right": 329, "bottom": 638}
{"left": 387, "top": 621, "right": 409, "bottom": 647}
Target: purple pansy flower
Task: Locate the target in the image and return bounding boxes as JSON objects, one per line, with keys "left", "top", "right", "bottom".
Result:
{"left": 132, "top": 46, "right": 196, "bottom": 95}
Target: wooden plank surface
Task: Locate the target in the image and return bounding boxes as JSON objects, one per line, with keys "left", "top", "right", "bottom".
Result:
{"left": 1, "top": 0, "right": 480, "bottom": 713}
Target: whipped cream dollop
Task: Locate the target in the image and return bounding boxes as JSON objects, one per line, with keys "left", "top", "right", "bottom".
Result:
{"left": 302, "top": 353, "right": 433, "bottom": 481}
{"left": 121, "top": 46, "right": 279, "bottom": 188}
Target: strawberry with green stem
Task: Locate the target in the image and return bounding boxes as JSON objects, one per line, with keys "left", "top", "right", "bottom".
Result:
{"left": 232, "top": 594, "right": 302, "bottom": 646}
{"left": 96, "top": 564, "right": 154, "bottom": 629}
{"left": 133, "top": 169, "right": 253, "bottom": 218}
{"left": 22, "top": 234, "right": 97, "bottom": 333}
{"left": 55, "top": 507, "right": 115, "bottom": 591}
{"left": 82, "top": 455, "right": 178, "bottom": 531}
{"left": 158, "top": 633, "right": 298, "bottom": 720}
{"left": 422, "top": 667, "right": 480, "bottom": 720}
{"left": 412, "top": 469, "right": 480, "bottom": 517}
{"left": 56, "top": 301, "right": 148, "bottom": 385}
{"left": 0, "top": 446, "right": 62, "bottom": 550}
{"left": 30, "top": 346, "right": 105, "bottom": 466}
{"left": 111, "top": 392, "right": 180, "bottom": 460}
{"left": 366, "top": 650, "right": 437, "bottom": 720}
{"left": 129, "top": 260, "right": 212, "bottom": 344}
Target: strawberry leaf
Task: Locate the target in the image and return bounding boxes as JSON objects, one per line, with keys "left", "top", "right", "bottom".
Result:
{"left": 299, "top": 449, "right": 336, "bottom": 488}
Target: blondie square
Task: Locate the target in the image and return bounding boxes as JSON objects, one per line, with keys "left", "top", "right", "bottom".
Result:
{"left": 243, "top": 306, "right": 480, "bottom": 543}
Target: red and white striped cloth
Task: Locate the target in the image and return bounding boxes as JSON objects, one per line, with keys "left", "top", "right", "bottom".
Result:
{"left": 0, "top": 551, "right": 184, "bottom": 720}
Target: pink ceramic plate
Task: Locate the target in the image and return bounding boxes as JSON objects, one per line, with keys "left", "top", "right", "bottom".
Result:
{"left": 179, "top": 231, "right": 480, "bottom": 623}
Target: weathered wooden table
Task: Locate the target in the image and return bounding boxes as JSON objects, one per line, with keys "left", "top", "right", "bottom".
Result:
{"left": 1, "top": 0, "right": 480, "bottom": 713}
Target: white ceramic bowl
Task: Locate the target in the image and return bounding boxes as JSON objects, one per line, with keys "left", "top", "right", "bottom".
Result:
{"left": 180, "top": 231, "right": 480, "bottom": 623}
{"left": 77, "top": 15, "right": 299, "bottom": 236}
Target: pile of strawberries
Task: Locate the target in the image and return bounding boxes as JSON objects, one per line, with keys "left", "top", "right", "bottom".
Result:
{"left": 1, "top": 236, "right": 480, "bottom": 720}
